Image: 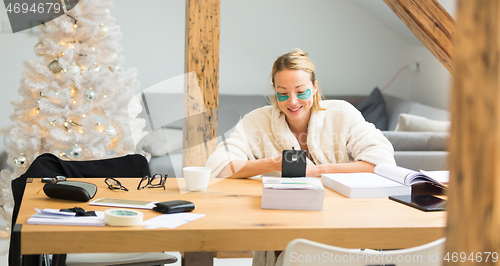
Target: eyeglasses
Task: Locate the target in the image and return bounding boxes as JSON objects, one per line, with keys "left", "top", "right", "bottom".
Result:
{"left": 137, "top": 174, "right": 167, "bottom": 190}
{"left": 105, "top": 178, "right": 129, "bottom": 192}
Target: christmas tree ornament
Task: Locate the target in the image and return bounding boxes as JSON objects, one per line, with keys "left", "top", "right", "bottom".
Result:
{"left": 33, "top": 41, "right": 46, "bottom": 55}
{"left": 14, "top": 154, "right": 27, "bottom": 168}
{"left": 104, "top": 125, "right": 117, "bottom": 139}
{"left": 84, "top": 88, "right": 97, "bottom": 102}
{"left": 66, "top": 62, "right": 81, "bottom": 76}
{"left": 49, "top": 59, "right": 62, "bottom": 73}
{"left": 98, "top": 24, "right": 109, "bottom": 37}
{"left": 69, "top": 144, "right": 83, "bottom": 159}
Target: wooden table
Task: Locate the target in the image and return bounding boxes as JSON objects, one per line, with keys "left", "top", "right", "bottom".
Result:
{"left": 13, "top": 177, "right": 446, "bottom": 265}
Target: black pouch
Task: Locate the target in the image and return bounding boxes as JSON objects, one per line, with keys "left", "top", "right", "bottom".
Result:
{"left": 153, "top": 200, "right": 195, "bottom": 214}
{"left": 281, "top": 149, "right": 307, "bottom": 177}
{"left": 43, "top": 180, "right": 97, "bottom": 202}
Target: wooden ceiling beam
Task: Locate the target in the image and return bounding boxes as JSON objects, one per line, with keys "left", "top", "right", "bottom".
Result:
{"left": 383, "top": 0, "right": 455, "bottom": 74}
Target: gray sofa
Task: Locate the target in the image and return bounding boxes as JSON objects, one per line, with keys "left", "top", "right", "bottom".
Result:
{"left": 381, "top": 94, "right": 449, "bottom": 171}
{"left": 146, "top": 93, "right": 450, "bottom": 176}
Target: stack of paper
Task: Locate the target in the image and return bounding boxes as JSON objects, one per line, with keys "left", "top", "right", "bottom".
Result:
{"left": 27, "top": 208, "right": 106, "bottom": 226}
{"left": 321, "top": 173, "right": 411, "bottom": 198}
{"left": 261, "top": 177, "right": 325, "bottom": 211}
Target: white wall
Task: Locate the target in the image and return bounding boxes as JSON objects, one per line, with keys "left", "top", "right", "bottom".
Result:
{"left": 113, "top": 0, "right": 185, "bottom": 90}
{"left": 220, "top": 0, "right": 413, "bottom": 99}
{"left": 0, "top": 0, "right": 452, "bottom": 152}
{"left": 0, "top": 33, "right": 38, "bottom": 151}
{"left": 410, "top": 47, "right": 452, "bottom": 110}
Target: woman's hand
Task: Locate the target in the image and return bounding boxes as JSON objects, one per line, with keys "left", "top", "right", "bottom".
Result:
{"left": 270, "top": 154, "right": 282, "bottom": 172}
{"left": 219, "top": 154, "right": 283, "bottom": 178}
{"left": 306, "top": 164, "right": 324, "bottom": 177}
{"left": 306, "top": 161, "right": 376, "bottom": 177}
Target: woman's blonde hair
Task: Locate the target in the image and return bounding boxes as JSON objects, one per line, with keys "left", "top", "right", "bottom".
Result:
{"left": 267, "top": 48, "right": 325, "bottom": 111}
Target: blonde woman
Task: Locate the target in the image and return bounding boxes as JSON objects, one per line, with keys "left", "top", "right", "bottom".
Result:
{"left": 207, "top": 49, "right": 394, "bottom": 178}
{"left": 206, "top": 49, "right": 396, "bottom": 265}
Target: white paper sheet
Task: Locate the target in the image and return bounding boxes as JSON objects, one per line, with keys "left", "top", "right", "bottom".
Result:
{"left": 142, "top": 213, "right": 205, "bottom": 229}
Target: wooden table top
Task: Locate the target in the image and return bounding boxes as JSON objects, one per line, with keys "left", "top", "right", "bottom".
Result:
{"left": 17, "top": 177, "right": 446, "bottom": 255}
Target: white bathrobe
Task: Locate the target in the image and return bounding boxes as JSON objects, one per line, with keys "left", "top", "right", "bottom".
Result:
{"left": 206, "top": 100, "right": 396, "bottom": 266}
{"left": 206, "top": 100, "right": 395, "bottom": 178}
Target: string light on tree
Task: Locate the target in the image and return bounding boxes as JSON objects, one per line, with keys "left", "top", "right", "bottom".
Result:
{"left": 36, "top": 91, "right": 46, "bottom": 105}
{"left": 89, "top": 63, "right": 100, "bottom": 72}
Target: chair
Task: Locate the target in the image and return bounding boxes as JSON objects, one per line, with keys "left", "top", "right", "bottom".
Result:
{"left": 282, "top": 238, "right": 446, "bottom": 266}
{"left": 9, "top": 153, "right": 177, "bottom": 266}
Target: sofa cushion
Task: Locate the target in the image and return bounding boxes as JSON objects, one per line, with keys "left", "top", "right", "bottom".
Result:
{"left": 383, "top": 131, "right": 448, "bottom": 151}
{"left": 142, "top": 128, "right": 183, "bottom": 156}
{"left": 352, "top": 88, "right": 388, "bottom": 130}
{"left": 395, "top": 113, "right": 451, "bottom": 132}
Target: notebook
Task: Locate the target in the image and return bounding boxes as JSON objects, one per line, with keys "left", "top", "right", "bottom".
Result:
{"left": 27, "top": 209, "right": 106, "bottom": 226}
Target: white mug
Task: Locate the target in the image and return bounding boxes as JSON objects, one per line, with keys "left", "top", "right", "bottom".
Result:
{"left": 183, "top": 167, "right": 211, "bottom": 191}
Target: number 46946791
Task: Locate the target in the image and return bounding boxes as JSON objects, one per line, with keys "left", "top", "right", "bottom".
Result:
{"left": 444, "top": 252, "right": 498, "bottom": 263}
{"left": 5, "top": 2, "right": 62, "bottom": 14}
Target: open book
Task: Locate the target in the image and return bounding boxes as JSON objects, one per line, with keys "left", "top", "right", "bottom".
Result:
{"left": 374, "top": 163, "right": 448, "bottom": 188}
{"left": 321, "top": 164, "right": 448, "bottom": 198}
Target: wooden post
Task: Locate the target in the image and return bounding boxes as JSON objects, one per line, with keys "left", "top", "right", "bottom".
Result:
{"left": 184, "top": 0, "right": 220, "bottom": 168}
{"left": 383, "top": 0, "right": 455, "bottom": 74}
{"left": 446, "top": 0, "right": 500, "bottom": 264}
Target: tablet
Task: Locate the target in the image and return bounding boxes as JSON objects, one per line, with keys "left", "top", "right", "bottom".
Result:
{"left": 389, "top": 194, "right": 446, "bottom": 212}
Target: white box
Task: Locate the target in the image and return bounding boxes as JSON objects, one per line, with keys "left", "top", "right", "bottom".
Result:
{"left": 261, "top": 177, "right": 325, "bottom": 211}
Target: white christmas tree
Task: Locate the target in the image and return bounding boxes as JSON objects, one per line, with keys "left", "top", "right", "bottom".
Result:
{"left": 0, "top": 0, "right": 148, "bottom": 241}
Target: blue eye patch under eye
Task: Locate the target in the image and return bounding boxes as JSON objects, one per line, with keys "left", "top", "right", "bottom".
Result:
{"left": 277, "top": 92, "right": 289, "bottom": 102}
{"left": 297, "top": 89, "right": 311, "bottom": 100}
